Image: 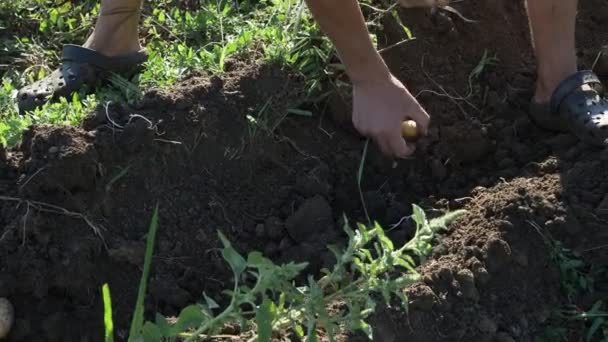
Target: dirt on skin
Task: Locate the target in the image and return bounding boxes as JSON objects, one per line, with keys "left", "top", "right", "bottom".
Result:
{"left": 1, "top": 0, "right": 607, "bottom": 341}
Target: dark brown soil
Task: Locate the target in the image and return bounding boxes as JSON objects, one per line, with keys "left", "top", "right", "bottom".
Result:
{"left": 1, "top": 1, "right": 607, "bottom": 341}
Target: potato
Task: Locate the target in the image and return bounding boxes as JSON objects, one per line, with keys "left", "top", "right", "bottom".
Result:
{"left": 401, "top": 120, "right": 419, "bottom": 140}
{"left": 0, "top": 298, "right": 14, "bottom": 339}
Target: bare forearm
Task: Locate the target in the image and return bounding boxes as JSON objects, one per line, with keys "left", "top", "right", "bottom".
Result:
{"left": 305, "top": 0, "right": 390, "bottom": 83}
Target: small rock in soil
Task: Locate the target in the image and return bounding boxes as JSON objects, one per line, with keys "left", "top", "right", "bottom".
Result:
{"left": 264, "top": 216, "right": 285, "bottom": 240}
{"left": 477, "top": 316, "right": 498, "bottom": 334}
{"left": 407, "top": 284, "right": 436, "bottom": 312}
{"left": 285, "top": 195, "right": 334, "bottom": 242}
{"left": 484, "top": 238, "right": 512, "bottom": 273}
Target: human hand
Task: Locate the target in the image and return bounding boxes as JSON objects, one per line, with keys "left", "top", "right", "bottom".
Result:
{"left": 351, "top": 73, "right": 430, "bottom": 158}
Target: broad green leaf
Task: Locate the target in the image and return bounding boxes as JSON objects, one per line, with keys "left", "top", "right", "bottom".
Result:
{"left": 141, "top": 322, "right": 161, "bottom": 342}
{"left": 218, "top": 231, "right": 247, "bottom": 276}
{"left": 256, "top": 299, "right": 277, "bottom": 342}
{"left": 170, "top": 305, "right": 205, "bottom": 335}
{"left": 154, "top": 313, "right": 171, "bottom": 336}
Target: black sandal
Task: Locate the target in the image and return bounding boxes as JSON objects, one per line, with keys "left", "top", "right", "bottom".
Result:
{"left": 529, "top": 70, "right": 608, "bottom": 147}
{"left": 17, "top": 44, "right": 147, "bottom": 113}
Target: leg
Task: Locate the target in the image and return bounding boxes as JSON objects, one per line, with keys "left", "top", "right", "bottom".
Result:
{"left": 526, "top": 0, "right": 578, "bottom": 103}
{"left": 526, "top": 0, "right": 608, "bottom": 146}
{"left": 17, "top": 0, "right": 146, "bottom": 112}
{"left": 84, "top": 0, "right": 143, "bottom": 56}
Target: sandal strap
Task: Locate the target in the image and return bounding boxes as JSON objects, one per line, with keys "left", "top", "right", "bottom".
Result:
{"left": 550, "top": 70, "right": 604, "bottom": 113}
{"left": 62, "top": 44, "right": 147, "bottom": 72}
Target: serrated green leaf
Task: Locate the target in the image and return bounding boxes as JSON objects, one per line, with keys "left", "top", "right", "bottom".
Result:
{"left": 203, "top": 292, "right": 219, "bottom": 309}
{"left": 412, "top": 204, "right": 427, "bottom": 227}
{"left": 218, "top": 231, "right": 247, "bottom": 276}
{"left": 394, "top": 257, "right": 417, "bottom": 273}
{"left": 247, "top": 251, "right": 272, "bottom": 267}
{"left": 256, "top": 299, "right": 277, "bottom": 342}
{"left": 375, "top": 222, "right": 394, "bottom": 252}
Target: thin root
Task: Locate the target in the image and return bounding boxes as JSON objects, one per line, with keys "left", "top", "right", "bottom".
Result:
{"left": 0, "top": 196, "right": 105, "bottom": 242}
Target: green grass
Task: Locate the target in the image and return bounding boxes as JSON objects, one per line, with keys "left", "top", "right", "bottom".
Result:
{"left": 0, "top": 0, "right": 341, "bottom": 146}
{"left": 102, "top": 284, "right": 115, "bottom": 342}
{"left": 530, "top": 221, "right": 608, "bottom": 342}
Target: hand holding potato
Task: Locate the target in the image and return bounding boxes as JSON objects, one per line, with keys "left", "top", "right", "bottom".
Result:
{"left": 351, "top": 73, "right": 429, "bottom": 158}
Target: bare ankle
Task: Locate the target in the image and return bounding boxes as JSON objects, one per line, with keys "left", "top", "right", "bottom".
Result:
{"left": 534, "top": 66, "right": 577, "bottom": 103}
{"left": 83, "top": 11, "right": 141, "bottom": 56}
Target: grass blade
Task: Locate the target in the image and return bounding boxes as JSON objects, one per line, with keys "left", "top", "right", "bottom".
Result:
{"left": 128, "top": 205, "right": 160, "bottom": 341}
{"left": 102, "top": 283, "right": 115, "bottom": 342}
{"left": 357, "top": 139, "right": 371, "bottom": 226}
